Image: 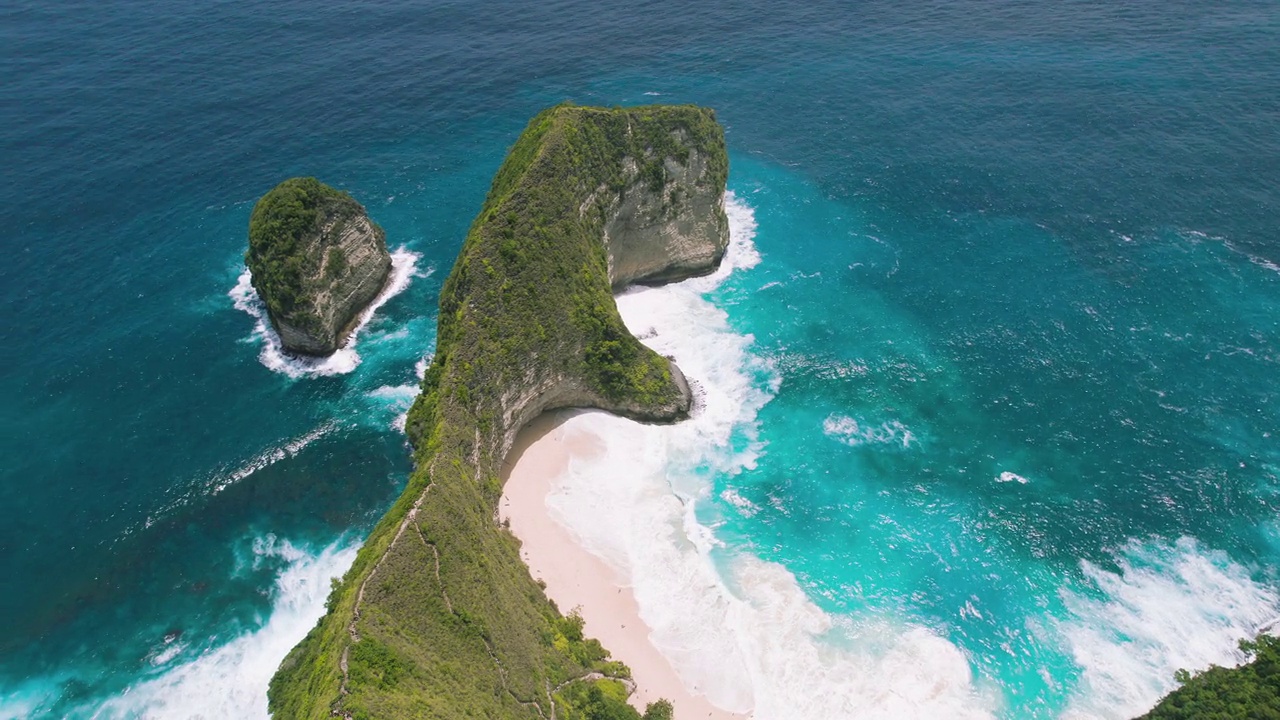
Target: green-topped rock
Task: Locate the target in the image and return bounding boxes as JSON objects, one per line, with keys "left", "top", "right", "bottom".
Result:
{"left": 246, "top": 177, "right": 392, "bottom": 356}
{"left": 268, "top": 104, "right": 728, "bottom": 719}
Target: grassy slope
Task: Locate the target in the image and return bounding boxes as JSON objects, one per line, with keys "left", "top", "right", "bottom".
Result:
{"left": 268, "top": 104, "right": 727, "bottom": 720}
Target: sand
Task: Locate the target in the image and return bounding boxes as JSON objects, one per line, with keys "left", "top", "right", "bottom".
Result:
{"left": 500, "top": 412, "right": 748, "bottom": 720}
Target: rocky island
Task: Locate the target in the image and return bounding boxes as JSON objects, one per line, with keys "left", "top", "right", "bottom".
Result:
{"left": 268, "top": 104, "right": 728, "bottom": 719}
{"left": 246, "top": 177, "right": 392, "bottom": 356}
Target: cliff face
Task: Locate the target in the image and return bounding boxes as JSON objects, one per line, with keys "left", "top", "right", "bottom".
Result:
{"left": 269, "top": 104, "right": 729, "bottom": 720}
{"left": 603, "top": 136, "right": 729, "bottom": 289}
{"left": 246, "top": 177, "right": 392, "bottom": 356}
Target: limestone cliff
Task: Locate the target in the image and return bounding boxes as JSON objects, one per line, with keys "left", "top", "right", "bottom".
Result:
{"left": 246, "top": 177, "right": 392, "bottom": 356}
{"left": 602, "top": 138, "right": 729, "bottom": 288}
{"left": 269, "top": 104, "right": 728, "bottom": 720}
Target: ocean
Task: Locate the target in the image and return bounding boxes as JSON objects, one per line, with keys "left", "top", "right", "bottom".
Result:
{"left": 2, "top": 1, "right": 1278, "bottom": 718}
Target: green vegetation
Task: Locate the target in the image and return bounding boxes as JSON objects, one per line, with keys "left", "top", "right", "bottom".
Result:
{"left": 246, "top": 176, "right": 362, "bottom": 330}
{"left": 325, "top": 245, "right": 348, "bottom": 280}
{"left": 1140, "top": 634, "right": 1280, "bottom": 719}
{"left": 642, "top": 699, "right": 673, "bottom": 720}
{"left": 556, "top": 682, "right": 638, "bottom": 720}
{"left": 268, "top": 104, "right": 727, "bottom": 719}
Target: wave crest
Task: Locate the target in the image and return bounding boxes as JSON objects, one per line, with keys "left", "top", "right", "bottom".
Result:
{"left": 1058, "top": 537, "right": 1280, "bottom": 719}
{"left": 823, "top": 413, "right": 917, "bottom": 449}
{"left": 96, "top": 537, "right": 358, "bottom": 719}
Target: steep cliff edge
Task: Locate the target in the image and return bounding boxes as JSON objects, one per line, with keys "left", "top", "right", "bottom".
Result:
{"left": 246, "top": 177, "right": 392, "bottom": 356}
{"left": 268, "top": 104, "right": 728, "bottom": 720}
{"left": 602, "top": 137, "right": 728, "bottom": 289}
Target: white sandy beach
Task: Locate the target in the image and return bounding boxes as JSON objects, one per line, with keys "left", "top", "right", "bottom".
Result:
{"left": 500, "top": 412, "right": 748, "bottom": 720}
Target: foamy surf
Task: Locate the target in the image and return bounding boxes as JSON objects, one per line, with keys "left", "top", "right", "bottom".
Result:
{"left": 542, "top": 193, "right": 999, "bottom": 719}
{"left": 823, "top": 413, "right": 917, "bottom": 449}
{"left": 365, "top": 352, "right": 432, "bottom": 433}
{"left": 206, "top": 421, "right": 339, "bottom": 496}
{"left": 95, "top": 536, "right": 358, "bottom": 719}
{"left": 1057, "top": 536, "right": 1280, "bottom": 720}
{"left": 229, "top": 248, "right": 425, "bottom": 378}
{"left": 124, "top": 421, "right": 341, "bottom": 538}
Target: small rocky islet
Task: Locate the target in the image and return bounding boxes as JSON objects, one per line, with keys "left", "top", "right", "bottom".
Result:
{"left": 246, "top": 176, "right": 392, "bottom": 356}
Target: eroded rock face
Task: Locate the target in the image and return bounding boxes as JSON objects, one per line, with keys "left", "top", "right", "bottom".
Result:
{"left": 602, "top": 133, "right": 730, "bottom": 289}
{"left": 269, "top": 211, "right": 391, "bottom": 355}
{"left": 246, "top": 177, "right": 392, "bottom": 356}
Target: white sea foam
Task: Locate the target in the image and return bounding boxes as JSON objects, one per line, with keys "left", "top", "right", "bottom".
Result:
{"left": 229, "top": 248, "right": 426, "bottom": 378}
{"left": 770, "top": 352, "right": 869, "bottom": 381}
{"left": 207, "top": 421, "right": 339, "bottom": 496}
{"left": 543, "top": 193, "right": 997, "bottom": 719}
{"left": 414, "top": 353, "right": 432, "bottom": 379}
{"left": 823, "top": 413, "right": 917, "bottom": 449}
{"left": 995, "top": 471, "right": 1029, "bottom": 484}
{"left": 147, "top": 635, "right": 187, "bottom": 668}
{"left": 364, "top": 352, "right": 432, "bottom": 433}
{"left": 126, "top": 422, "right": 340, "bottom": 537}
{"left": 96, "top": 537, "right": 358, "bottom": 719}
{"left": 368, "top": 383, "right": 419, "bottom": 433}
{"left": 1057, "top": 536, "right": 1280, "bottom": 720}
{"left": 1221, "top": 237, "right": 1280, "bottom": 277}
{"left": 720, "top": 488, "right": 760, "bottom": 517}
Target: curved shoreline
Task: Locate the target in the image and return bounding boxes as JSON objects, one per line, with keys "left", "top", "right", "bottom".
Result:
{"left": 500, "top": 412, "right": 748, "bottom": 720}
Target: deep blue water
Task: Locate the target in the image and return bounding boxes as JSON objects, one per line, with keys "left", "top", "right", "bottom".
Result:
{"left": 2, "top": 1, "right": 1278, "bottom": 717}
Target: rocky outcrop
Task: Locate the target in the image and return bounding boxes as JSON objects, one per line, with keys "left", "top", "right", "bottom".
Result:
{"left": 246, "top": 177, "right": 392, "bottom": 356}
{"left": 269, "top": 210, "right": 391, "bottom": 356}
{"left": 495, "top": 357, "right": 694, "bottom": 468}
{"left": 602, "top": 138, "right": 729, "bottom": 289}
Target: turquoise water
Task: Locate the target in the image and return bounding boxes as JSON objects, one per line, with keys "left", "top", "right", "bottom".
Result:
{"left": 2, "top": 1, "right": 1278, "bottom": 717}
{"left": 702, "top": 159, "right": 1280, "bottom": 716}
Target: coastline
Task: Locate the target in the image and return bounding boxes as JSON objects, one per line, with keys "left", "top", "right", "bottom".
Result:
{"left": 500, "top": 412, "right": 748, "bottom": 720}
{"left": 230, "top": 247, "right": 423, "bottom": 378}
